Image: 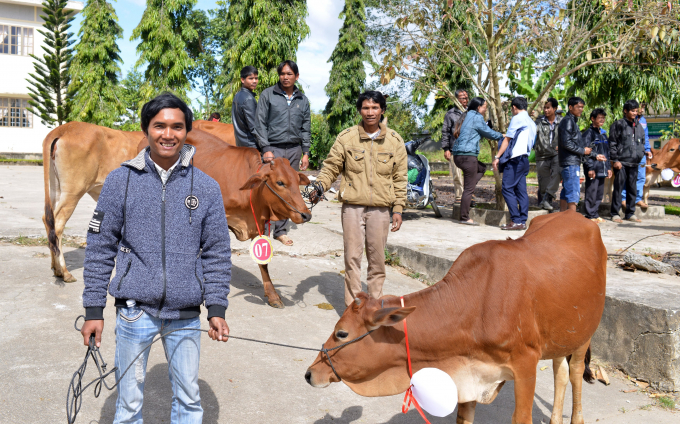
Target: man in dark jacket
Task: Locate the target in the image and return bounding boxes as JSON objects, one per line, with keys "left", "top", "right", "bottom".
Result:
{"left": 534, "top": 97, "right": 562, "bottom": 210}
{"left": 609, "top": 99, "right": 647, "bottom": 223}
{"left": 232, "top": 66, "right": 264, "bottom": 149}
{"left": 257, "top": 60, "right": 311, "bottom": 245}
{"left": 558, "top": 97, "right": 603, "bottom": 212}
{"left": 80, "top": 94, "right": 232, "bottom": 423}
{"left": 441, "top": 89, "right": 468, "bottom": 201}
{"left": 582, "top": 108, "right": 612, "bottom": 222}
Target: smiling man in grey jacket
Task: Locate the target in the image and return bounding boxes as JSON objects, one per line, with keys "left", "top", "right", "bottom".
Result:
{"left": 80, "top": 93, "right": 232, "bottom": 423}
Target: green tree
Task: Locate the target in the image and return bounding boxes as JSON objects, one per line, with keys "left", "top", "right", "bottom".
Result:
{"left": 26, "top": 0, "right": 76, "bottom": 127}
{"left": 309, "top": 112, "right": 332, "bottom": 169}
{"left": 217, "top": 0, "right": 310, "bottom": 107}
{"left": 324, "top": 0, "right": 366, "bottom": 137}
{"left": 131, "top": 0, "right": 198, "bottom": 105}
{"left": 116, "top": 70, "right": 144, "bottom": 131}
{"left": 68, "top": 0, "right": 125, "bottom": 126}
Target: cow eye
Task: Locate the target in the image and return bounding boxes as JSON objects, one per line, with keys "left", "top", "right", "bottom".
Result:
{"left": 336, "top": 330, "right": 349, "bottom": 339}
{"left": 276, "top": 181, "right": 285, "bottom": 187}
{"left": 670, "top": 149, "right": 676, "bottom": 152}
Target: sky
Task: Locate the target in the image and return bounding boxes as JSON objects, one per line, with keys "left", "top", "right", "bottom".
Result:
{"left": 72, "top": 0, "right": 346, "bottom": 112}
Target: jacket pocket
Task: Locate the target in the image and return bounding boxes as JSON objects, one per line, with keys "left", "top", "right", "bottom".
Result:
{"left": 116, "top": 260, "right": 132, "bottom": 291}
{"left": 376, "top": 152, "right": 394, "bottom": 176}
{"left": 118, "top": 305, "right": 144, "bottom": 323}
{"left": 346, "top": 149, "right": 365, "bottom": 174}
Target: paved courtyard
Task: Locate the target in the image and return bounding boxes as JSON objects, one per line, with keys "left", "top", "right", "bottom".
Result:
{"left": 0, "top": 165, "right": 678, "bottom": 423}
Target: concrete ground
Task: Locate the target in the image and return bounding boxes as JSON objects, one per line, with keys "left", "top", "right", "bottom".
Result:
{"left": 0, "top": 165, "right": 678, "bottom": 423}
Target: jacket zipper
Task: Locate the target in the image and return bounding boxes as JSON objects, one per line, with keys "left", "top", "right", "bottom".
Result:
{"left": 116, "top": 260, "right": 132, "bottom": 291}
{"left": 369, "top": 138, "right": 374, "bottom": 205}
{"left": 158, "top": 181, "right": 168, "bottom": 311}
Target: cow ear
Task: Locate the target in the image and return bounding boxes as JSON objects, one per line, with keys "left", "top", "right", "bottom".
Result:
{"left": 239, "top": 173, "right": 266, "bottom": 190}
{"left": 367, "top": 306, "right": 416, "bottom": 330}
{"left": 299, "top": 172, "right": 311, "bottom": 185}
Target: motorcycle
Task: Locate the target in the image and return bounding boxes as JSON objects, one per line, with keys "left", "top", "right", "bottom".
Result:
{"left": 404, "top": 138, "right": 442, "bottom": 218}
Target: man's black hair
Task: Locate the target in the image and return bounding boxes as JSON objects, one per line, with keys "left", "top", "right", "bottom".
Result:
{"left": 454, "top": 89, "right": 468, "bottom": 98}
{"left": 141, "top": 93, "right": 193, "bottom": 133}
{"left": 277, "top": 60, "right": 299, "bottom": 75}
{"left": 623, "top": 99, "right": 640, "bottom": 112}
{"left": 545, "top": 98, "right": 558, "bottom": 109}
{"left": 567, "top": 96, "right": 585, "bottom": 107}
{"left": 356, "top": 91, "right": 387, "bottom": 111}
{"left": 590, "top": 108, "right": 606, "bottom": 120}
{"left": 511, "top": 96, "right": 528, "bottom": 111}
{"left": 240, "top": 66, "right": 258, "bottom": 79}
{"left": 209, "top": 112, "right": 221, "bottom": 120}
{"left": 467, "top": 97, "right": 486, "bottom": 112}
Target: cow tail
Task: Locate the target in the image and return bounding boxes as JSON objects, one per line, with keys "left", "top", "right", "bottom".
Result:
{"left": 43, "top": 132, "right": 60, "bottom": 262}
{"left": 583, "top": 345, "right": 595, "bottom": 383}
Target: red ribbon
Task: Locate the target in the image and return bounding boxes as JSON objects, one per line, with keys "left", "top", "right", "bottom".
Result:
{"left": 400, "top": 296, "right": 431, "bottom": 424}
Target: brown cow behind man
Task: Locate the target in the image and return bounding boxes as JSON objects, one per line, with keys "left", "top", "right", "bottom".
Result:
{"left": 306, "top": 211, "right": 606, "bottom": 424}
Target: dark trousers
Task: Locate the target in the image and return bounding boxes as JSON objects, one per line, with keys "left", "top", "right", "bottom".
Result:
{"left": 536, "top": 155, "right": 561, "bottom": 203}
{"left": 453, "top": 155, "right": 486, "bottom": 221}
{"left": 611, "top": 165, "right": 638, "bottom": 219}
{"left": 268, "top": 145, "right": 302, "bottom": 238}
{"left": 584, "top": 176, "right": 606, "bottom": 219}
{"left": 501, "top": 155, "right": 530, "bottom": 224}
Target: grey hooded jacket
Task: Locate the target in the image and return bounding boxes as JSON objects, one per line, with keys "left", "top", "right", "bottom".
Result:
{"left": 257, "top": 83, "right": 311, "bottom": 154}
{"left": 232, "top": 87, "right": 264, "bottom": 149}
{"left": 533, "top": 114, "right": 562, "bottom": 161}
{"left": 441, "top": 106, "right": 465, "bottom": 152}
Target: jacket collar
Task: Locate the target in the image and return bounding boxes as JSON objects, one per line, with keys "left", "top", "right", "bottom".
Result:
{"left": 358, "top": 122, "right": 387, "bottom": 141}
{"left": 538, "top": 114, "right": 561, "bottom": 125}
{"left": 123, "top": 144, "right": 196, "bottom": 172}
{"left": 566, "top": 112, "right": 578, "bottom": 123}
{"left": 240, "top": 86, "right": 255, "bottom": 95}
{"left": 273, "top": 82, "right": 301, "bottom": 98}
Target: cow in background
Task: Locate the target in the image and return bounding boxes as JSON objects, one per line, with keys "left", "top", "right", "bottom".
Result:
{"left": 306, "top": 211, "right": 606, "bottom": 424}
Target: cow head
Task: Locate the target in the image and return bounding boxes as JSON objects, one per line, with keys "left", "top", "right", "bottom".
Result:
{"left": 305, "top": 293, "right": 415, "bottom": 395}
{"left": 239, "top": 157, "right": 312, "bottom": 223}
{"left": 650, "top": 138, "right": 680, "bottom": 173}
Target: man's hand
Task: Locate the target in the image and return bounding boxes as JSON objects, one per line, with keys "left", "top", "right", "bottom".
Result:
{"left": 300, "top": 154, "right": 309, "bottom": 171}
{"left": 613, "top": 161, "right": 623, "bottom": 170}
{"left": 588, "top": 170, "right": 596, "bottom": 179}
{"left": 444, "top": 150, "right": 452, "bottom": 161}
{"left": 309, "top": 186, "right": 324, "bottom": 204}
{"left": 391, "top": 213, "right": 403, "bottom": 232}
{"left": 208, "top": 317, "right": 230, "bottom": 342}
{"left": 584, "top": 147, "right": 592, "bottom": 155}
{"left": 262, "top": 151, "right": 275, "bottom": 163}
{"left": 607, "top": 169, "right": 613, "bottom": 179}
{"left": 596, "top": 154, "right": 607, "bottom": 162}
{"left": 81, "top": 319, "right": 104, "bottom": 347}
{"left": 492, "top": 158, "right": 499, "bottom": 171}
{"left": 646, "top": 151, "right": 653, "bottom": 159}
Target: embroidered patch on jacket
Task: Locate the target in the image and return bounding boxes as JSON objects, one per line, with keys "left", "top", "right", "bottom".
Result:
{"left": 88, "top": 210, "right": 105, "bottom": 234}
{"left": 185, "top": 195, "right": 199, "bottom": 210}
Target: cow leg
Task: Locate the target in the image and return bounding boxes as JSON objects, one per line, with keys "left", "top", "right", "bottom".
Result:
{"left": 511, "top": 355, "right": 539, "bottom": 424}
{"left": 456, "top": 401, "right": 476, "bottom": 424}
{"left": 52, "top": 191, "right": 85, "bottom": 283}
{"left": 643, "top": 170, "right": 659, "bottom": 204}
{"left": 550, "top": 357, "right": 569, "bottom": 424}
{"left": 568, "top": 343, "right": 590, "bottom": 424}
{"left": 258, "top": 264, "right": 284, "bottom": 308}
{"left": 602, "top": 176, "right": 613, "bottom": 204}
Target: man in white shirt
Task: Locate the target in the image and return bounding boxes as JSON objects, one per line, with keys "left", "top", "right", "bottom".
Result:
{"left": 492, "top": 97, "right": 537, "bottom": 230}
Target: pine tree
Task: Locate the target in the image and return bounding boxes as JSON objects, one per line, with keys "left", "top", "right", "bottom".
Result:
{"left": 131, "top": 0, "right": 198, "bottom": 104}
{"left": 26, "top": 0, "right": 76, "bottom": 127}
{"left": 68, "top": 0, "right": 125, "bottom": 127}
{"left": 324, "top": 0, "right": 366, "bottom": 136}
{"left": 216, "top": 0, "right": 310, "bottom": 106}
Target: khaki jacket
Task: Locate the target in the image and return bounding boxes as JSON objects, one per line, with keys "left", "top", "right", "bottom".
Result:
{"left": 317, "top": 123, "right": 407, "bottom": 213}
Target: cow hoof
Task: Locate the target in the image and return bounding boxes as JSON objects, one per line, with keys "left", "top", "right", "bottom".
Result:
{"left": 267, "top": 298, "right": 285, "bottom": 309}
{"left": 63, "top": 274, "right": 77, "bottom": 283}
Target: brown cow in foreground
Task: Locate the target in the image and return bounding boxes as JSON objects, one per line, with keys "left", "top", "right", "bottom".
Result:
{"left": 306, "top": 211, "right": 606, "bottom": 424}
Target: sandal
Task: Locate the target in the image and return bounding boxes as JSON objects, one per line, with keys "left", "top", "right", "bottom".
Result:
{"left": 611, "top": 215, "right": 623, "bottom": 223}
{"left": 275, "top": 235, "right": 294, "bottom": 246}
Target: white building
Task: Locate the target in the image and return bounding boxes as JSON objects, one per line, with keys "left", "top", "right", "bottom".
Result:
{"left": 0, "top": 0, "right": 83, "bottom": 157}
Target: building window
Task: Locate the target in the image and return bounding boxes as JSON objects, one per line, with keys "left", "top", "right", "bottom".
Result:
{"left": 0, "top": 98, "right": 33, "bottom": 128}
{"left": 0, "top": 25, "right": 33, "bottom": 56}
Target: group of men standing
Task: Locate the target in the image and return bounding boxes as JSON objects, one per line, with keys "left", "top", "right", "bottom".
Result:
{"left": 441, "top": 90, "right": 651, "bottom": 225}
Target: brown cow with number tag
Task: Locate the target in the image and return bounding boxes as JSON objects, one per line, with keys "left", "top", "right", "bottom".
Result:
{"left": 306, "top": 211, "right": 606, "bottom": 424}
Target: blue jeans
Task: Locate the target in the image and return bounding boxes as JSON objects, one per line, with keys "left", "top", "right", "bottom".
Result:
{"left": 560, "top": 165, "right": 581, "bottom": 204}
{"left": 114, "top": 306, "right": 202, "bottom": 424}
{"left": 622, "top": 157, "right": 645, "bottom": 203}
{"left": 501, "top": 155, "right": 529, "bottom": 224}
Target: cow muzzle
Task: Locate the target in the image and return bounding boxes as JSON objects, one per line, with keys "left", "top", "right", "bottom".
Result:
{"left": 305, "top": 367, "right": 331, "bottom": 388}
{"left": 301, "top": 212, "right": 311, "bottom": 222}
{"left": 651, "top": 162, "right": 658, "bottom": 169}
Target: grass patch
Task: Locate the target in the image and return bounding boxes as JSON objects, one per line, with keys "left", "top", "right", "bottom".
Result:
{"left": 0, "top": 158, "right": 43, "bottom": 165}
{"left": 658, "top": 396, "right": 675, "bottom": 410}
{"left": 527, "top": 171, "right": 537, "bottom": 179}
{"left": 1, "top": 235, "right": 86, "bottom": 248}
{"left": 384, "top": 249, "right": 401, "bottom": 266}
{"left": 664, "top": 204, "right": 680, "bottom": 216}
{"left": 408, "top": 271, "right": 424, "bottom": 280}
{"left": 431, "top": 170, "right": 450, "bottom": 176}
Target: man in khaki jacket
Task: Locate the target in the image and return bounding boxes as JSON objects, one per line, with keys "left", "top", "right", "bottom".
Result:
{"left": 314, "top": 91, "right": 407, "bottom": 306}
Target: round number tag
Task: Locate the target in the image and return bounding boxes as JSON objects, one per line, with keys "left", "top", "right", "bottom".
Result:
{"left": 672, "top": 173, "right": 680, "bottom": 188}
{"left": 250, "top": 236, "right": 273, "bottom": 264}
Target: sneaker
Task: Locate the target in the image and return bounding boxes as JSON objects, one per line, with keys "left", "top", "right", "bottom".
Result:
{"left": 539, "top": 199, "right": 554, "bottom": 211}
{"left": 627, "top": 215, "right": 642, "bottom": 223}
{"left": 611, "top": 215, "right": 623, "bottom": 223}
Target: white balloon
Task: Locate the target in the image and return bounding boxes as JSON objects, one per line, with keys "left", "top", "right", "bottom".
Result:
{"left": 661, "top": 168, "right": 674, "bottom": 181}
{"left": 410, "top": 368, "right": 458, "bottom": 417}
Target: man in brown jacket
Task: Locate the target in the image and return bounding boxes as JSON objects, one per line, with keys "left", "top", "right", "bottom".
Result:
{"left": 314, "top": 91, "right": 408, "bottom": 307}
